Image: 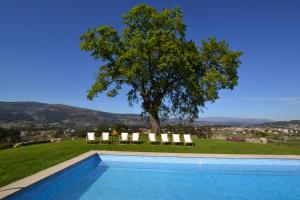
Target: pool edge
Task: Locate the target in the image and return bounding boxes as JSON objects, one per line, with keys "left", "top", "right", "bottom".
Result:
{"left": 97, "top": 151, "right": 300, "bottom": 159}
{"left": 1, "top": 150, "right": 300, "bottom": 199}
{"left": 0, "top": 150, "right": 99, "bottom": 199}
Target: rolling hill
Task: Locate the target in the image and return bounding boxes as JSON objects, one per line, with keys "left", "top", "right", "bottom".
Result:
{"left": 0, "top": 101, "right": 146, "bottom": 129}
{"left": 260, "top": 120, "right": 300, "bottom": 128}
{"left": 1, "top": 101, "right": 294, "bottom": 129}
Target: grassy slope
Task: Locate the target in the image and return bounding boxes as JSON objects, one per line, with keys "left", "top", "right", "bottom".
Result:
{"left": 1, "top": 138, "right": 300, "bottom": 187}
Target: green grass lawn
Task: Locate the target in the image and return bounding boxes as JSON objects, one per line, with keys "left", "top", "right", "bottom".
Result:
{"left": 1, "top": 137, "right": 300, "bottom": 187}
{"left": 270, "top": 139, "right": 300, "bottom": 147}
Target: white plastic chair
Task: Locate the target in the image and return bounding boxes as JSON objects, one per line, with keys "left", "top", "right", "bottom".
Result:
{"left": 172, "top": 134, "right": 182, "bottom": 145}
{"left": 101, "top": 132, "right": 110, "bottom": 144}
{"left": 131, "top": 132, "right": 140, "bottom": 144}
{"left": 161, "top": 133, "right": 170, "bottom": 145}
{"left": 183, "top": 134, "right": 194, "bottom": 146}
{"left": 148, "top": 133, "right": 158, "bottom": 144}
{"left": 86, "top": 132, "right": 96, "bottom": 143}
{"left": 119, "top": 132, "right": 129, "bottom": 144}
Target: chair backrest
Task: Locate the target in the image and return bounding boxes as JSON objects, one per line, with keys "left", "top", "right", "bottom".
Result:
{"left": 172, "top": 134, "right": 180, "bottom": 143}
{"left": 102, "top": 132, "right": 109, "bottom": 141}
{"left": 87, "top": 132, "right": 95, "bottom": 141}
{"left": 161, "top": 134, "right": 169, "bottom": 142}
{"left": 132, "top": 132, "right": 139, "bottom": 141}
{"left": 121, "top": 132, "right": 128, "bottom": 140}
{"left": 183, "top": 134, "right": 192, "bottom": 143}
{"left": 149, "top": 133, "right": 156, "bottom": 142}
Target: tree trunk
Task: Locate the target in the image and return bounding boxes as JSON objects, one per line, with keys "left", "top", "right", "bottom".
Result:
{"left": 150, "top": 113, "right": 161, "bottom": 134}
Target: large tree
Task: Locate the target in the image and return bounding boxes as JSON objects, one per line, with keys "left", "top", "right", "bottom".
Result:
{"left": 80, "top": 4, "right": 242, "bottom": 133}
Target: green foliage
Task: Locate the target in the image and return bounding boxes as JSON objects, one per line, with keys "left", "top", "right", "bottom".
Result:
{"left": 110, "top": 124, "right": 129, "bottom": 133}
{"left": 163, "top": 124, "right": 211, "bottom": 138}
{"left": 254, "top": 131, "right": 268, "bottom": 137}
{"left": 0, "top": 127, "right": 21, "bottom": 145}
{"left": 74, "top": 128, "right": 88, "bottom": 138}
{"left": 80, "top": 4, "right": 242, "bottom": 128}
{"left": 54, "top": 130, "right": 64, "bottom": 138}
{"left": 196, "top": 126, "right": 212, "bottom": 139}
{"left": 0, "top": 144, "right": 12, "bottom": 150}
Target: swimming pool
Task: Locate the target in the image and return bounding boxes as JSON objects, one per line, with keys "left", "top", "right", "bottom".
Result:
{"left": 5, "top": 153, "right": 300, "bottom": 200}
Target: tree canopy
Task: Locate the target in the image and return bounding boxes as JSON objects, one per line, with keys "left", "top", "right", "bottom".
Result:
{"left": 80, "top": 4, "right": 242, "bottom": 133}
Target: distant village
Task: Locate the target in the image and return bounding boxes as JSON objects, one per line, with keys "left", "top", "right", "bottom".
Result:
{"left": 214, "top": 126, "right": 300, "bottom": 135}
{"left": 9, "top": 123, "right": 298, "bottom": 148}
{"left": 211, "top": 124, "right": 300, "bottom": 144}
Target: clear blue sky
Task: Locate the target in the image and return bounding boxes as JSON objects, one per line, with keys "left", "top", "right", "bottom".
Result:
{"left": 0, "top": 0, "right": 299, "bottom": 120}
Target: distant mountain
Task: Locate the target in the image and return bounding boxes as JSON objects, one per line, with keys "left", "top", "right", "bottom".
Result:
{"left": 162, "top": 116, "right": 274, "bottom": 126}
{"left": 195, "top": 117, "right": 274, "bottom": 125}
{"left": 0, "top": 101, "right": 295, "bottom": 129}
{"left": 260, "top": 120, "right": 300, "bottom": 128}
{"left": 0, "top": 101, "right": 146, "bottom": 129}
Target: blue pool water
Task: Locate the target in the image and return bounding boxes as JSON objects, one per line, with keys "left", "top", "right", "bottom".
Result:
{"left": 7, "top": 154, "right": 300, "bottom": 200}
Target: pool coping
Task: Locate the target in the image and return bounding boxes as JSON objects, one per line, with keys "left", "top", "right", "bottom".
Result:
{"left": 1, "top": 150, "right": 300, "bottom": 199}
{"left": 0, "top": 151, "right": 98, "bottom": 199}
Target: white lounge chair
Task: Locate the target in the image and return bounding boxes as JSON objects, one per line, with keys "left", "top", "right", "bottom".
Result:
{"left": 183, "top": 134, "right": 194, "bottom": 146}
{"left": 100, "top": 132, "right": 110, "bottom": 144}
{"left": 161, "top": 133, "right": 171, "bottom": 145}
{"left": 172, "top": 134, "right": 182, "bottom": 145}
{"left": 86, "top": 132, "right": 96, "bottom": 143}
{"left": 148, "top": 133, "right": 159, "bottom": 145}
{"left": 119, "top": 132, "right": 129, "bottom": 144}
{"left": 131, "top": 132, "right": 140, "bottom": 144}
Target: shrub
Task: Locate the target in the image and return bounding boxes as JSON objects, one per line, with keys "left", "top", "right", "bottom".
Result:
{"left": 0, "top": 127, "right": 21, "bottom": 145}
{"left": 163, "top": 125, "right": 212, "bottom": 139}
{"left": 73, "top": 129, "right": 87, "bottom": 137}
{"left": 110, "top": 124, "right": 129, "bottom": 134}
{"left": 13, "top": 140, "right": 51, "bottom": 148}
{"left": 54, "top": 130, "right": 64, "bottom": 138}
